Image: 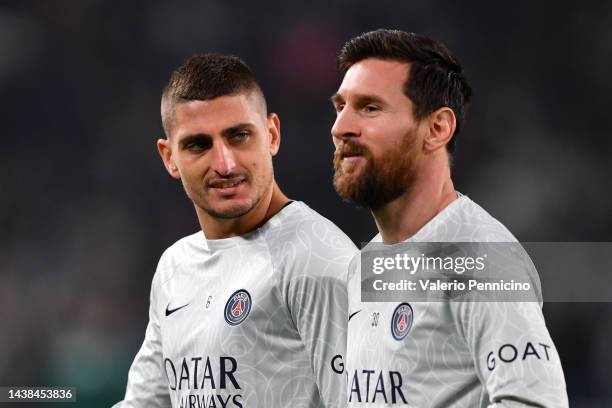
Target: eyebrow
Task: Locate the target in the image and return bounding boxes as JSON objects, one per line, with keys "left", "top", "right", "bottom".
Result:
{"left": 178, "top": 133, "right": 211, "bottom": 149}
{"left": 178, "top": 122, "right": 257, "bottom": 148}
{"left": 221, "top": 122, "right": 256, "bottom": 137}
{"left": 330, "top": 93, "right": 344, "bottom": 106}
{"left": 330, "top": 93, "right": 387, "bottom": 107}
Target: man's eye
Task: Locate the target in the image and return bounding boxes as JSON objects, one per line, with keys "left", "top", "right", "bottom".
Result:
{"left": 335, "top": 104, "right": 345, "bottom": 113}
{"left": 363, "top": 105, "right": 380, "bottom": 113}
{"left": 231, "top": 131, "right": 249, "bottom": 142}
{"left": 185, "top": 140, "right": 211, "bottom": 151}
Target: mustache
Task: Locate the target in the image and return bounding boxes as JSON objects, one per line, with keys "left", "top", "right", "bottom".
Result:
{"left": 334, "top": 141, "right": 370, "bottom": 159}
{"left": 206, "top": 173, "right": 247, "bottom": 187}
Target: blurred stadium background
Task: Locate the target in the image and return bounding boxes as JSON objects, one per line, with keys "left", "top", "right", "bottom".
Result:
{"left": 1, "top": 1, "right": 611, "bottom": 407}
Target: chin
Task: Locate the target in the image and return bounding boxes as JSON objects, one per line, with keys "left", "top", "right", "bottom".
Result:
{"left": 335, "top": 168, "right": 363, "bottom": 188}
{"left": 193, "top": 191, "right": 248, "bottom": 217}
{"left": 207, "top": 200, "right": 256, "bottom": 219}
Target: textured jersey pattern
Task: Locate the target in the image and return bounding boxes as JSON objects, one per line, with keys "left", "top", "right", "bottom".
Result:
{"left": 346, "top": 195, "right": 569, "bottom": 407}
{"left": 115, "top": 202, "right": 357, "bottom": 408}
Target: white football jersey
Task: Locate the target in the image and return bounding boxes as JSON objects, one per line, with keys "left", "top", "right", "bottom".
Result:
{"left": 346, "top": 194, "right": 568, "bottom": 407}
{"left": 114, "top": 201, "right": 357, "bottom": 408}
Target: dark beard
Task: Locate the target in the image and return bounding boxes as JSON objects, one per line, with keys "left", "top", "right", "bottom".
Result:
{"left": 333, "top": 133, "right": 418, "bottom": 210}
{"left": 202, "top": 201, "right": 256, "bottom": 219}
{"left": 196, "top": 169, "right": 269, "bottom": 219}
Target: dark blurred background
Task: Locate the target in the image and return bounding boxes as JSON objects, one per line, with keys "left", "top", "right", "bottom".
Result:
{"left": 1, "top": 1, "right": 611, "bottom": 407}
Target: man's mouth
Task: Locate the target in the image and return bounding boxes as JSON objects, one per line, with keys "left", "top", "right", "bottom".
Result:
{"left": 334, "top": 142, "right": 369, "bottom": 175}
{"left": 337, "top": 142, "right": 367, "bottom": 159}
{"left": 208, "top": 178, "right": 246, "bottom": 189}
{"left": 342, "top": 153, "right": 362, "bottom": 160}
{"left": 341, "top": 155, "right": 364, "bottom": 164}
{"left": 336, "top": 153, "right": 365, "bottom": 174}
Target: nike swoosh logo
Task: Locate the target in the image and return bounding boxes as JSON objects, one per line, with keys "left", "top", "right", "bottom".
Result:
{"left": 349, "top": 310, "right": 362, "bottom": 321}
{"left": 165, "top": 303, "right": 189, "bottom": 317}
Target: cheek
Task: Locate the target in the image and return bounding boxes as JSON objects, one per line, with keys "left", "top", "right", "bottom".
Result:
{"left": 245, "top": 147, "right": 270, "bottom": 171}
{"left": 179, "top": 159, "right": 211, "bottom": 183}
{"left": 378, "top": 117, "right": 417, "bottom": 142}
{"left": 249, "top": 157, "right": 274, "bottom": 187}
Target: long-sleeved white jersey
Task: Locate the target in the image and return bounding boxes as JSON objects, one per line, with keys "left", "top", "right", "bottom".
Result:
{"left": 346, "top": 194, "right": 568, "bottom": 407}
{"left": 114, "top": 201, "right": 357, "bottom": 408}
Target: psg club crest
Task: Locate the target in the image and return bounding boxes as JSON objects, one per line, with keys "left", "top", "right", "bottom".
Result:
{"left": 391, "top": 303, "right": 414, "bottom": 341}
{"left": 224, "top": 289, "right": 252, "bottom": 326}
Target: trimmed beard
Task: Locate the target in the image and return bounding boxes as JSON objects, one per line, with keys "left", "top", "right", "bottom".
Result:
{"left": 193, "top": 163, "right": 273, "bottom": 219}
{"left": 201, "top": 198, "right": 258, "bottom": 219}
{"left": 333, "top": 130, "right": 419, "bottom": 210}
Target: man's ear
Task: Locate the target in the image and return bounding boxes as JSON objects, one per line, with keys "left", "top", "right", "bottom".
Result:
{"left": 157, "top": 138, "right": 181, "bottom": 179}
{"left": 267, "top": 113, "right": 281, "bottom": 156}
{"left": 424, "top": 107, "right": 456, "bottom": 152}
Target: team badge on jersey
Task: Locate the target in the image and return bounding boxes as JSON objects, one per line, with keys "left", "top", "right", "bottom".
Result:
{"left": 224, "top": 289, "right": 252, "bottom": 326}
{"left": 391, "top": 303, "right": 413, "bottom": 340}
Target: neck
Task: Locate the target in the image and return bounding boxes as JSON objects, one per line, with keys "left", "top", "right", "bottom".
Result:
{"left": 197, "top": 181, "right": 289, "bottom": 240}
{"left": 372, "top": 158, "right": 457, "bottom": 243}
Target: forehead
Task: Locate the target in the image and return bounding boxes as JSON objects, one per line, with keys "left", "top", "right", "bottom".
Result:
{"left": 337, "top": 58, "right": 411, "bottom": 102}
{"left": 170, "top": 93, "right": 265, "bottom": 139}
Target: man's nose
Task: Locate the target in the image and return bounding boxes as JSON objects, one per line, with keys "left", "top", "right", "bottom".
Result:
{"left": 211, "top": 142, "right": 237, "bottom": 176}
{"left": 331, "top": 108, "right": 360, "bottom": 146}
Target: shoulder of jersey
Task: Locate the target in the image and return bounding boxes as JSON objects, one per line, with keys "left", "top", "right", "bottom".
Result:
{"left": 456, "top": 196, "right": 519, "bottom": 242}
{"left": 365, "top": 196, "right": 518, "bottom": 244}
{"left": 155, "top": 231, "right": 204, "bottom": 283}
{"left": 264, "top": 201, "right": 357, "bottom": 251}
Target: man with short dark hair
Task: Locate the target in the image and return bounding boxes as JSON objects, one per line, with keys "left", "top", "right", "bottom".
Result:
{"left": 114, "top": 53, "right": 356, "bottom": 408}
{"left": 331, "top": 30, "right": 568, "bottom": 407}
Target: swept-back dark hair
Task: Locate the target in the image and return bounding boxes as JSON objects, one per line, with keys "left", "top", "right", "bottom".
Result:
{"left": 337, "top": 29, "right": 472, "bottom": 153}
{"left": 161, "top": 53, "right": 266, "bottom": 136}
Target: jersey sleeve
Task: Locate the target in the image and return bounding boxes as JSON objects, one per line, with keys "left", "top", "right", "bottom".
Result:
{"left": 282, "top": 219, "right": 357, "bottom": 408}
{"left": 454, "top": 285, "right": 568, "bottom": 406}
{"left": 113, "top": 265, "right": 171, "bottom": 408}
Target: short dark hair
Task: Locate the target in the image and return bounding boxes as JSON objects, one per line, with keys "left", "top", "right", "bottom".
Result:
{"left": 161, "top": 53, "right": 266, "bottom": 136}
{"left": 337, "top": 29, "right": 472, "bottom": 153}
